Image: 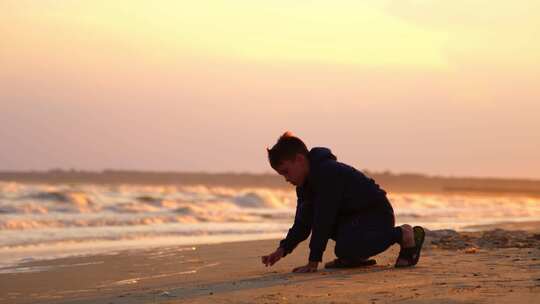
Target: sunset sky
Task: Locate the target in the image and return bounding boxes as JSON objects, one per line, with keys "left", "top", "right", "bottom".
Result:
{"left": 1, "top": 0, "right": 539, "bottom": 178}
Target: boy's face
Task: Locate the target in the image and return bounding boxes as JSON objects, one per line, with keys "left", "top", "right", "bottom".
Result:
{"left": 275, "top": 154, "right": 309, "bottom": 186}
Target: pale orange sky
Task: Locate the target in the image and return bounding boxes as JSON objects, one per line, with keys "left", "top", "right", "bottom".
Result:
{"left": 1, "top": 0, "right": 539, "bottom": 178}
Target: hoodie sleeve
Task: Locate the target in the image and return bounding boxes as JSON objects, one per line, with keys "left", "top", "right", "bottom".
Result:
{"left": 308, "top": 165, "right": 345, "bottom": 262}
{"left": 278, "top": 187, "right": 313, "bottom": 257}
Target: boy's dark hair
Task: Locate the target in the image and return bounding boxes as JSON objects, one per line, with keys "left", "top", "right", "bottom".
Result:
{"left": 267, "top": 131, "right": 309, "bottom": 169}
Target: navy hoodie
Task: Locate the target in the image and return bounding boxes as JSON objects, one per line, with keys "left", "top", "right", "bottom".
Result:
{"left": 279, "top": 147, "right": 394, "bottom": 262}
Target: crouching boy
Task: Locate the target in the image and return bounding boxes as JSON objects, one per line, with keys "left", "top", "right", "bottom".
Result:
{"left": 261, "top": 132, "right": 425, "bottom": 273}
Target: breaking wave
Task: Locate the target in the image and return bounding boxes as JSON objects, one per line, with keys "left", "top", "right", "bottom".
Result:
{"left": 1, "top": 181, "right": 540, "bottom": 248}
{"left": 0, "top": 183, "right": 296, "bottom": 232}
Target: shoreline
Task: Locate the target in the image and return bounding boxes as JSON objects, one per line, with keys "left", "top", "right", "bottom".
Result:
{"left": 1, "top": 222, "right": 540, "bottom": 304}
{"left": 1, "top": 220, "right": 539, "bottom": 273}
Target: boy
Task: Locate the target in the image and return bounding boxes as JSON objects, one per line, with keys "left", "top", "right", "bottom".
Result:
{"left": 261, "top": 132, "right": 425, "bottom": 273}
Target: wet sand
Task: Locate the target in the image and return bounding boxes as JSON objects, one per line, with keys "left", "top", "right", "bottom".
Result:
{"left": 1, "top": 223, "right": 539, "bottom": 304}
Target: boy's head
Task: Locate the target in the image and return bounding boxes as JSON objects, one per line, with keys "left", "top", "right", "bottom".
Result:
{"left": 267, "top": 131, "right": 310, "bottom": 186}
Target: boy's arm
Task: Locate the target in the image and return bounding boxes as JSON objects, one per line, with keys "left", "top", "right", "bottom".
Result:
{"left": 278, "top": 188, "right": 313, "bottom": 257}
{"left": 308, "top": 166, "right": 345, "bottom": 262}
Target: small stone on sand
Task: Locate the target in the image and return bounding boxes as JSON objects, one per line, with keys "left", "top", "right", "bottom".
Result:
{"left": 465, "top": 247, "right": 478, "bottom": 254}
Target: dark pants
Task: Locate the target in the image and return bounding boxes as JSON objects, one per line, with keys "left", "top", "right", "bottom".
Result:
{"left": 333, "top": 210, "right": 402, "bottom": 260}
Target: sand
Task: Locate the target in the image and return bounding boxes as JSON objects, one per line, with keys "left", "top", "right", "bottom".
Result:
{"left": 1, "top": 223, "right": 539, "bottom": 304}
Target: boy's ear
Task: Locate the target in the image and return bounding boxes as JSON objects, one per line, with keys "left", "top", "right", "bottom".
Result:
{"left": 295, "top": 153, "right": 306, "bottom": 163}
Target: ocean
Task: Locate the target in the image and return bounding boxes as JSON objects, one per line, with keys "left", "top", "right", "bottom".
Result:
{"left": 1, "top": 181, "right": 539, "bottom": 272}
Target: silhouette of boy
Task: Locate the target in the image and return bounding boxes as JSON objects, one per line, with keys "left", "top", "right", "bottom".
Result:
{"left": 261, "top": 132, "right": 425, "bottom": 273}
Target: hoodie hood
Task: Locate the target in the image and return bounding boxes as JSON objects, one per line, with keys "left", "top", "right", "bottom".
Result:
{"left": 308, "top": 147, "right": 337, "bottom": 166}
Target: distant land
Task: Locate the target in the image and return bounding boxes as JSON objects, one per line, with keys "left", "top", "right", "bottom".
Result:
{"left": 1, "top": 170, "right": 540, "bottom": 196}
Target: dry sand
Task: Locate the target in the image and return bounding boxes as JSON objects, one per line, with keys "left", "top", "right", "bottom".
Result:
{"left": 1, "top": 223, "right": 539, "bottom": 304}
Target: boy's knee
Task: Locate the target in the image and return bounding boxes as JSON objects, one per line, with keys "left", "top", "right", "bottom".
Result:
{"left": 334, "top": 238, "right": 356, "bottom": 259}
{"left": 334, "top": 242, "right": 347, "bottom": 258}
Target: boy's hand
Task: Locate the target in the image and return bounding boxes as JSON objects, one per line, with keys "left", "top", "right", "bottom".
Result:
{"left": 292, "top": 261, "right": 319, "bottom": 273}
{"left": 261, "top": 247, "right": 285, "bottom": 267}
